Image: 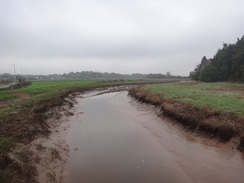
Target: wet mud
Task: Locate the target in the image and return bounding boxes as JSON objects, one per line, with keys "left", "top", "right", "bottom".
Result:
{"left": 65, "top": 91, "right": 244, "bottom": 183}
{"left": 0, "top": 90, "right": 75, "bottom": 183}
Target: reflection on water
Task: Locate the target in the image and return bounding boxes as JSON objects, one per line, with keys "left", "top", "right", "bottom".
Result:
{"left": 66, "top": 91, "right": 244, "bottom": 183}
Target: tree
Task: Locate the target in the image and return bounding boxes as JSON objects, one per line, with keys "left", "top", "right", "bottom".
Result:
{"left": 190, "top": 36, "right": 244, "bottom": 82}
{"left": 201, "top": 64, "right": 219, "bottom": 82}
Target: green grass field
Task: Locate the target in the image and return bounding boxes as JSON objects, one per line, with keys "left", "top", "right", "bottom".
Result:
{"left": 0, "top": 79, "right": 171, "bottom": 101}
{"left": 0, "top": 80, "right": 118, "bottom": 101}
{"left": 18, "top": 80, "right": 98, "bottom": 95}
{"left": 1, "top": 80, "right": 243, "bottom": 116}
{"left": 0, "top": 80, "right": 96, "bottom": 101}
{"left": 143, "top": 82, "right": 244, "bottom": 116}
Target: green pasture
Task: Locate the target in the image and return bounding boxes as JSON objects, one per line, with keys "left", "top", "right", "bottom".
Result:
{"left": 143, "top": 82, "right": 244, "bottom": 116}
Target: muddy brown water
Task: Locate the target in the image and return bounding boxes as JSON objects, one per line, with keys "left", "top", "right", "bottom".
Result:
{"left": 66, "top": 91, "right": 244, "bottom": 183}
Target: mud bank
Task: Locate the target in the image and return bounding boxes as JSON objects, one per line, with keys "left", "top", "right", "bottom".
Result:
{"left": 0, "top": 95, "right": 77, "bottom": 183}
{"left": 0, "top": 85, "right": 136, "bottom": 183}
{"left": 0, "top": 92, "right": 72, "bottom": 183}
{"left": 128, "top": 86, "right": 244, "bottom": 151}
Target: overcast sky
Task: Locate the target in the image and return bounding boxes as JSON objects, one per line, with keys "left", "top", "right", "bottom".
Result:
{"left": 0, "top": 0, "right": 243, "bottom": 76}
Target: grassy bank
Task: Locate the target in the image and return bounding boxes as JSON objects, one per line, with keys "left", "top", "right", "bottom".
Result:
{"left": 129, "top": 82, "right": 244, "bottom": 150}
{"left": 143, "top": 82, "right": 244, "bottom": 116}
{"left": 0, "top": 79, "right": 177, "bottom": 182}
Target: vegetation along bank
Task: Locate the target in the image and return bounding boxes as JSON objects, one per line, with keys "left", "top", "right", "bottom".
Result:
{"left": 129, "top": 82, "right": 244, "bottom": 150}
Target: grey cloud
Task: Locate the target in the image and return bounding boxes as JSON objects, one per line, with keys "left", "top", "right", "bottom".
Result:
{"left": 0, "top": 0, "right": 244, "bottom": 76}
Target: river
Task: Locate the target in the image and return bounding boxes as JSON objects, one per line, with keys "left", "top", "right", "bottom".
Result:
{"left": 65, "top": 90, "right": 244, "bottom": 183}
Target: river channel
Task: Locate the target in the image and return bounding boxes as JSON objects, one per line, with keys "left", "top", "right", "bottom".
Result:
{"left": 65, "top": 90, "right": 244, "bottom": 183}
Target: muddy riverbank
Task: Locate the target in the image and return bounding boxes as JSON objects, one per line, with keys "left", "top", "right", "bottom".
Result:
{"left": 129, "top": 86, "right": 244, "bottom": 150}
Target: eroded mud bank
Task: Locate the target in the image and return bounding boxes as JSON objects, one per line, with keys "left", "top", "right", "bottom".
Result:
{"left": 0, "top": 91, "right": 74, "bottom": 183}
{"left": 128, "top": 86, "right": 244, "bottom": 150}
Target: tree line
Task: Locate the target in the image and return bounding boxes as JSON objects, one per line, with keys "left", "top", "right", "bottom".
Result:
{"left": 60, "top": 71, "right": 179, "bottom": 80}
{"left": 190, "top": 36, "right": 244, "bottom": 82}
